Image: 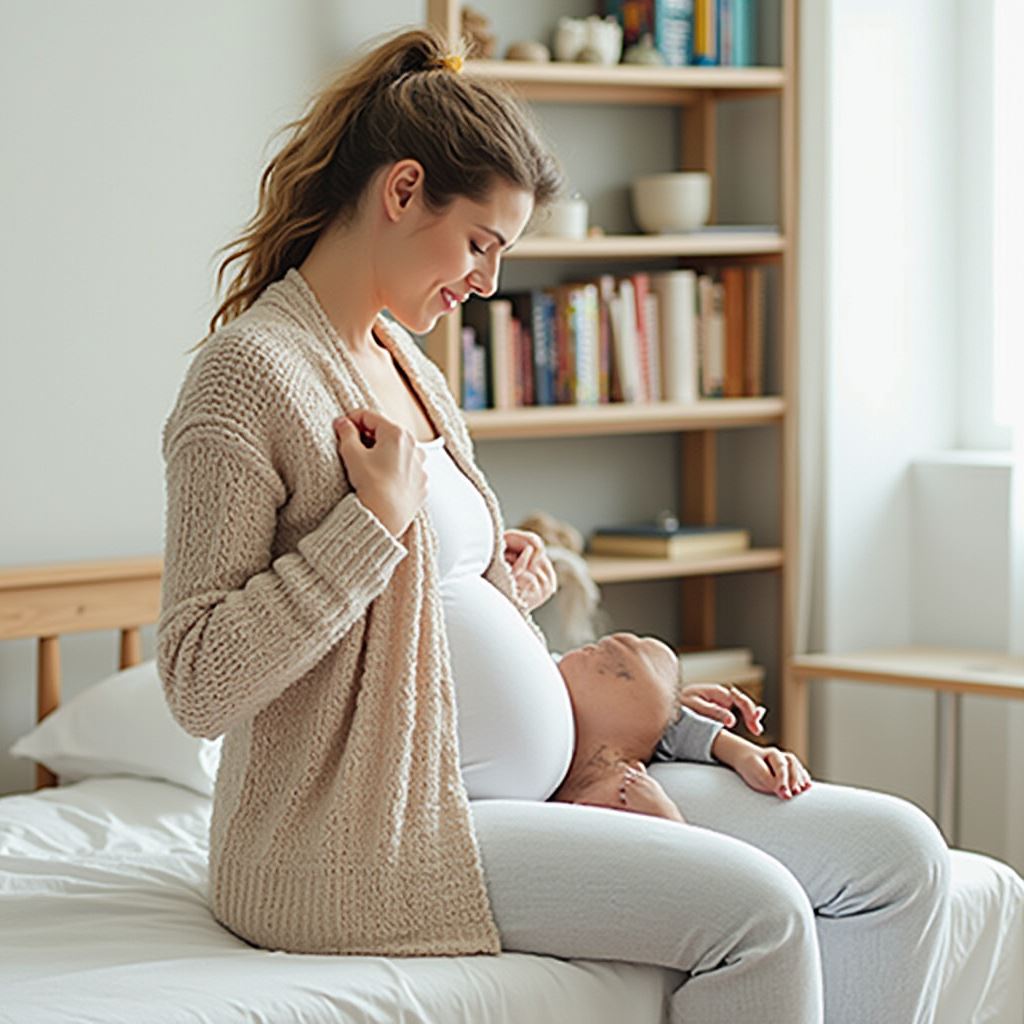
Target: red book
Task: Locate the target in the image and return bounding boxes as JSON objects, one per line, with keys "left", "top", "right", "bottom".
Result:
{"left": 630, "top": 272, "right": 652, "bottom": 402}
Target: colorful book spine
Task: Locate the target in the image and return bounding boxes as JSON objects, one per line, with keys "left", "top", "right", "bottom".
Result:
{"left": 461, "top": 326, "right": 485, "bottom": 410}
{"left": 540, "top": 291, "right": 557, "bottom": 405}
{"left": 654, "top": 0, "right": 694, "bottom": 66}
{"left": 719, "top": 0, "right": 754, "bottom": 65}
{"left": 630, "top": 272, "right": 652, "bottom": 403}
{"left": 597, "top": 274, "right": 616, "bottom": 403}
{"left": 693, "top": 0, "right": 718, "bottom": 65}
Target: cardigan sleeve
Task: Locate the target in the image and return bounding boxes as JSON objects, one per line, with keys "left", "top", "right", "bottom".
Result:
{"left": 157, "top": 432, "right": 408, "bottom": 739}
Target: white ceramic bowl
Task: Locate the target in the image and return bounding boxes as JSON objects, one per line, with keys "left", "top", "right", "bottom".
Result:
{"left": 631, "top": 172, "right": 711, "bottom": 233}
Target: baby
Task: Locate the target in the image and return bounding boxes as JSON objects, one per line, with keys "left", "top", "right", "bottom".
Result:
{"left": 549, "top": 633, "right": 812, "bottom": 823}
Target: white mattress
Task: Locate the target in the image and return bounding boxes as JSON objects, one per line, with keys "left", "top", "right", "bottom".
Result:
{"left": 0, "top": 778, "right": 672, "bottom": 1024}
{"left": 0, "top": 778, "right": 1020, "bottom": 1024}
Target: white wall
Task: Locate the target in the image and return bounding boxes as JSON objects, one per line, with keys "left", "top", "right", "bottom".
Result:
{"left": 0, "top": 1, "right": 415, "bottom": 794}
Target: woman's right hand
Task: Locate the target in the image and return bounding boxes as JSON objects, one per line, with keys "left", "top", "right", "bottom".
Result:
{"left": 333, "top": 408, "right": 427, "bottom": 539}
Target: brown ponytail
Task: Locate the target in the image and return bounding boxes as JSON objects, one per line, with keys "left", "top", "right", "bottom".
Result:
{"left": 194, "top": 25, "right": 563, "bottom": 350}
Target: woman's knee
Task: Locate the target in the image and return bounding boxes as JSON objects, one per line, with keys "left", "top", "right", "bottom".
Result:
{"left": 821, "top": 788, "right": 951, "bottom": 915}
{"left": 721, "top": 847, "right": 818, "bottom": 970}
{"left": 877, "top": 795, "right": 950, "bottom": 905}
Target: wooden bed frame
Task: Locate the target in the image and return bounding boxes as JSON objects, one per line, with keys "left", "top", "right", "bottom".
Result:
{"left": 0, "top": 557, "right": 163, "bottom": 790}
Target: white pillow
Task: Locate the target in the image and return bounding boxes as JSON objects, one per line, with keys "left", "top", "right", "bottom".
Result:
{"left": 9, "top": 658, "right": 221, "bottom": 796}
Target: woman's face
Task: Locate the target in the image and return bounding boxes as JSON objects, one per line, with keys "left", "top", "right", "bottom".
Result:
{"left": 557, "top": 633, "right": 681, "bottom": 748}
{"left": 376, "top": 160, "right": 534, "bottom": 334}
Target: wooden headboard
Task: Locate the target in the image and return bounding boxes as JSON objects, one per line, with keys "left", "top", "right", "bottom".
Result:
{"left": 0, "top": 557, "right": 163, "bottom": 790}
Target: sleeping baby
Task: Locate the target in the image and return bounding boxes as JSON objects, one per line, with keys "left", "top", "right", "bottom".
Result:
{"left": 549, "top": 634, "right": 812, "bottom": 823}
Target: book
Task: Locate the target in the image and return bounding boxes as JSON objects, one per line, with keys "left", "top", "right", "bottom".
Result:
{"left": 693, "top": 0, "right": 718, "bottom": 64}
{"left": 697, "top": 274, "right": 723, "bottom": 396}
{"left": 718, "top": 0, "right": 755, "bottom": 66}
{"left": 650, "top": 269, "right": 699, "bottom": 403}
{"left": 644, "top": 289, "right": 662, "bottom": 400}
{"left": 572, "top": 282, "right": 602, "bottom": 405}
{"left": 744, "top": 265, "right": 765, "bottom": 396}
{"left": 721, "top": 265, "right": 745, "bottom": 397}
{"left": 596, "top": 274, "right": 616, "bottom": 403}
{"left": 490, "top": 298, "right": 513, "bottom": 409}
{"left": 609, "top": 278, "right": 642, "bottom": 402}
{"left": 587, "top": 522, "right": 751, "bottom": 558}
{"left": 630, "top": 272, "right": 653, "bottom": 402}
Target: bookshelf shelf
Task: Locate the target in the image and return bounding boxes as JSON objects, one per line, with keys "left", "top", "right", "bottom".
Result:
{"left": 463, "top": 58, "right": 785, "bottom": 105}
{"left": 587, "top": 549, "right": 783, "bottom": 585}
{"left": 508, "top": 232, "right": 785, "bottom": 261}
{"left": 464, "top": 397, "right": 784, "bottom": 440}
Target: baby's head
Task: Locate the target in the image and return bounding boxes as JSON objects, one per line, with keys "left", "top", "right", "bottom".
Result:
{"left": 555, "top": 633, "right": 683, "bottom": 761}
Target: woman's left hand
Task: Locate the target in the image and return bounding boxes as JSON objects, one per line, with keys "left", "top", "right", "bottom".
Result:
{"left": 503, "top": 528, "right": 557, "bottom": 612}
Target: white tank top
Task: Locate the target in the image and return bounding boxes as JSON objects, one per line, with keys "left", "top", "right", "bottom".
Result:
{"left": 417, "top": 434, "right": 575, "bottom": 801}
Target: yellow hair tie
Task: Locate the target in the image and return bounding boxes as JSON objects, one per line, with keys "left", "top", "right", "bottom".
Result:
{"left": 437, "top": 53, "right": 464, "bottom": 74}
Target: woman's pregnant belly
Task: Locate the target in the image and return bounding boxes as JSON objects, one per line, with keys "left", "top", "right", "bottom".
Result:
{"left": 441, "top": 574, "right": 575, "bottom": 801}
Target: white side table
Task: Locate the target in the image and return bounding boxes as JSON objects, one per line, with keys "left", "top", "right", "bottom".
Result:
{"left": 785, "top": 647, "right": 1024, "bottom": 844}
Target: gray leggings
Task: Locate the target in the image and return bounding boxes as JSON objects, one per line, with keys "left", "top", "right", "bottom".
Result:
{"left": 470, "top": 763, "right": 951, "bottom": 1024}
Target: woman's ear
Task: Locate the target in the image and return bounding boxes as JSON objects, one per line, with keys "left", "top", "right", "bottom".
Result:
{"left": 382, "top": 159, "right": 425, "bottom": 221}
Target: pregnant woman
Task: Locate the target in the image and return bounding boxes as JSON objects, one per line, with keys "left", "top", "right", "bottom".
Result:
{"left": 157, "top": 26, "right": 949, "bottom": 1023}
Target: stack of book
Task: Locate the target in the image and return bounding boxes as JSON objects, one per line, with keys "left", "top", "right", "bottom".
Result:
{"left": 586, "top": 521, "right": 751, "bottom": 559}
{"left": 602, "top": 0, "right": 757, "bottom": 67}
{"left": 459, "top": 265, "right": 766, "bottom": 411}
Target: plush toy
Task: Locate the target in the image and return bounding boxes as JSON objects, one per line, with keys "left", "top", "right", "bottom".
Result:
{"left": 461, "top": 6, "right": 497, "bottom": 59}
{"left": 513, "top": 510, "right": 611, "bottom": 650}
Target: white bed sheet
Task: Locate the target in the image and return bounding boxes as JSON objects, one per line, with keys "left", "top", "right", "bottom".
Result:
{"left": 0, "top": 778, "right": 673, "bottom": 1024}
{"left": 0, "top": 777, "right": 1021, "bottom": 1024}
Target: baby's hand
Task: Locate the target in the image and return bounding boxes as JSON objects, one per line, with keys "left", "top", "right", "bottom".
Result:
{"left": 618, "top": 761, "right": 686, "bottom": 824}
{"left": 732, "top": 745, "right": 812, "bottom": 800}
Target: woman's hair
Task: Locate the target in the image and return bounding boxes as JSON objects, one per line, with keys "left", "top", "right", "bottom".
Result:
{"left": 196, "top": 25, "right": 564, "bottom": 348}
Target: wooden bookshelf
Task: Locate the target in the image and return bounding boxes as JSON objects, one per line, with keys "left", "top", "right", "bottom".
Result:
{"left": 463, "top": 57, "right": 785, "bottom": 105}
{"left": 587, "top": 549, "right": 784, "bottom": 585}
{"left": 464, "top": 397, "right": 785, "bottom": 440}
{"left": 425, "top": 0, "right": 799, "bottom": 738}
{"left": 507, "top": 232, "right": 785, "bottom": 260}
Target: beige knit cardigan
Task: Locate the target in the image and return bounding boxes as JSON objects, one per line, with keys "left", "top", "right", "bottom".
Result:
{"left": 157, "top": 267, "right": 548, "bottom": 956}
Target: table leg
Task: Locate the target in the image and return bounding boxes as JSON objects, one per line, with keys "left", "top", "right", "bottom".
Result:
{"left": 936, "top": 691, "right": 960, "bottom": 845}
{"left": 783, "top": 669, "right": 809, "bottom": 764}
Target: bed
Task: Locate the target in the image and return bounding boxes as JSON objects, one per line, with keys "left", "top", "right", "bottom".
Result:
{"left": 1, "top": 557, "right": 1022, "bottom": 1024}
